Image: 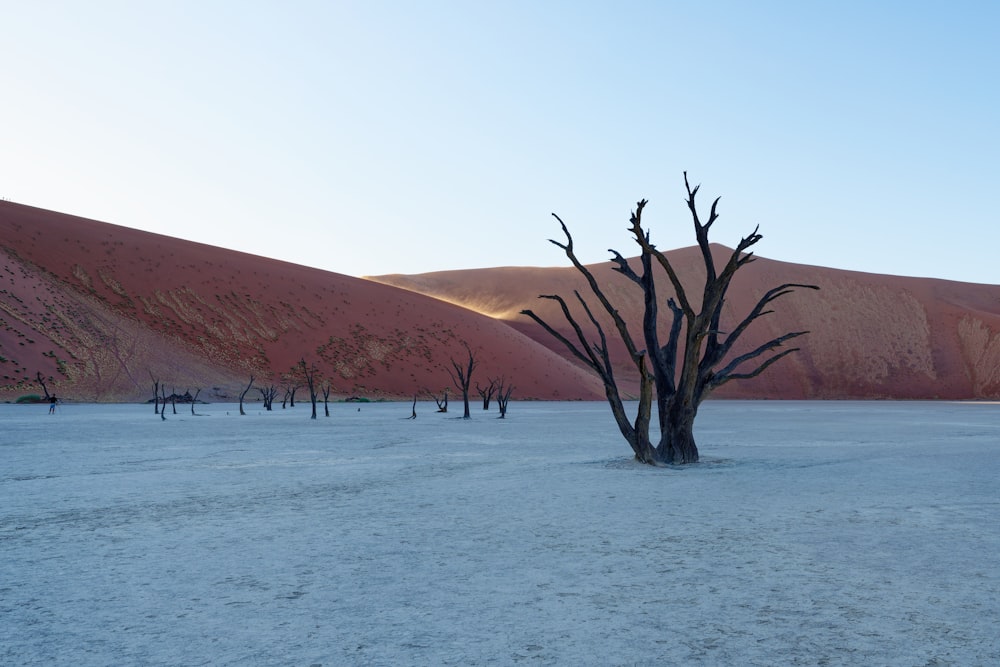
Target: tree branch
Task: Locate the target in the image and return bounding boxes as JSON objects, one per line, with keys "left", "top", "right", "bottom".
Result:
{"left": 549, "top": 212, "right": 644, "bottom": 361}
{"left": 707, "top": 283, "right": 819, "bottom": 369}
{"left": 608, "top": 250, "right": 641, "bottom": 284}
{"left": 521, "top": 296, "right": 605, "bottom": 381}
{"left": 628, "top": 199, "right": 695, "bottom": 317}
{"left": 705, "top": 331, "right": 809, "bottom": 393}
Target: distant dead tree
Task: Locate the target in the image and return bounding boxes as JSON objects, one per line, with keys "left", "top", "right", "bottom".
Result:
{"left": 258, "top": 384, "right": 278, "bottom": 410}
{"left": 160, "top": 384, "right": 168, "bottom": 421}
{"left": 522, "top": 174, "right": 817, "bottom": 464}
{"left": 278, "top": 366, "right": 302, "bottom": 409}
{"left": 170, "top": 387, "right": 178, "bottom": 414}
{"left": 149, "top": 371, "right": 160, "bottom": 415}
{"left": 35, "top": 371, "right": 51, "bottom": 401}
{"left": 281, "top": 383, "right": 301, "bottom": 409}
{"left": 190, "top": 388, "right": 202, "bottom": 416}
{"left": 476, "top": 378, "right": 497, "bottom": 411}
{"left": 322, "top": 381, "right": 332, "bottom": 417}
{"left": 408, "top": 394, "right": 417, "bottom": 419}
{"left": 431, "top": 388, "right": 449, "bottom": 413}
{"left": 300, "top": 358, "right": 319, "bottom": 420}
{"left": 447, "top": 342, "right": 478, "bottom": 419}
{"left": 496, "top": 376, "right": 514, "bottom": 418}
{"left": 239, "top": 376, "right": 255, "bottom": 416}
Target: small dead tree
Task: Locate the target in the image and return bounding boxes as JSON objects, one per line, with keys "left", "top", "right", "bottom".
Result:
{"left": 447, "top": 343, "right": 478, "bottom": 419}
{"left": 431, "top": 388, "right": 449, "bottom": 413}
{"left": 322, "top": 382, "right": 332, "bottom": 417}
{"left": 160, "top": 384, "right": 168, "bottom": 421}
{"left": 170, "top": 387, "right": 178, "bottom": 414}
{"left": 258, "top": 384, "right": 278, "bottom": 410}
{"left": 279, "top": 366, "right": 302, "bottom": 409}
{"left": 190, "top": 388, "right": 201, "bottom": 415}
{"left": 476, "top": 378, "right": 498, "bottom": 410}
{"left": 300, "top": 358, "right": 319, "bottom": 420}
{"left": 149, "top": 371, "right": 160, "bottom": 415}
{"left": 522, "top": 174, "right": 817, "bottom": 464}
{"left": 35, "top": 371, "right": 51, "bottom": 401}
{"left": 239, "top": 376, "right": 255, "bottom": 416}
{"left": 408, "top": 394, "right": 418, "bottom": 419}
{"left": 496, "top": 376, "right": 514, "bottom": 418}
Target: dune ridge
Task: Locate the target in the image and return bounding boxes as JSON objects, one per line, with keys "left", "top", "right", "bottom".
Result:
{"left": 370, "top": 247, "right": 1000, "bottom": 400}
{"left": 5, "top": 200, "right": 1000, "bottom": 401}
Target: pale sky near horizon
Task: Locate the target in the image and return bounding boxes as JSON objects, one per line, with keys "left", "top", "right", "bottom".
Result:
{"left": 2, "top": 1, "right": 998, "bottom": 283}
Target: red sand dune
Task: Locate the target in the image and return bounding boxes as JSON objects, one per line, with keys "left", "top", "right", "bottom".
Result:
{"left": 370, "top": 246, "right": 1000, "bottom": 400}
{"left": 4, "top": 200, "right": 1000, "bottom": 402}
{"left": 1, "top": 202, "right": 602, "bottom": 402}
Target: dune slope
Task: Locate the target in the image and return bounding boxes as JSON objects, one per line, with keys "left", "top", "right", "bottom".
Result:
{"left": 1, "top": 202, "right": 602, "bottom": 402}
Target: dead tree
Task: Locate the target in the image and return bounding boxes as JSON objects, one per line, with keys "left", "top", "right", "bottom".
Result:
{"left": 239, "top": 376, "right": 255, "bottom": 416}
{"left": 35, "top": 371, "right": 51, "bottom": 401}
{"left": 281, "top": 383, "right": 301, "bottom": 409}
{"left": 476, "top": 378, "right": 498, "bottom": 410}
{"left": 170, "top": 387, "right": 178, "bottom": 414}
{"left": 258, "top": 384, "right": 278, "bottom": 410}
{"left": 160, "top": 384, "right": 168, "bottom": 421}
{"left": 447, "top": 343, "right": 478, "bottom": 419}
{"left": 300, "top": 358, "right": 318, "bottom": 420}
{"left": 322, "top": 382, "right": 332, "bottom": 417}
{"left": 190, "top": 388, "right": 201, "bottom": 416}
{"left": 431, "top": 388, "right": 449, "bottom": 413}
{"left": 496, "top": 377, "right": 514, "bottom": 418}
{"left": 408, "top": 394, "right": 417, "bottom": 419}
{"left": 149, "top": 371, "right": 160, "bottom": 415}
{"left": 522, "top": 174, "right": 817, "bottom": 465}
{"left": 277, "top": 365, "right": 301, "bottom": 409}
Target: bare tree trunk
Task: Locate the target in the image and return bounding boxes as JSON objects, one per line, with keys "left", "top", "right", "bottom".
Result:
{"left": 408, "top": 394, "right": 417, "bottom": 419}
{"left": 150, "top": 372, "right": 160, "bottom": 415}
{"left": 160, "top": 384, "right": 167, "bottom": 421}
{"left": 322, "top": 383, "right": 331, "bottom": 417}
{"left": 448, "top": 343, "right": 477, "bottom": 419}
{"left": 656, "top": 398, "right": 699, "bottom": 463}
{"left": 191, "top": 388, "right": 201, "bottom": 415}
{"left": 239, "top": 376, "right": 254, "bottom": 416}
{"left": 300, "top": 359, "right": 318, "bottom": 420}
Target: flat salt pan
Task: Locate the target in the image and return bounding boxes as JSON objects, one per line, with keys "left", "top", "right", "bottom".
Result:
{"left": 2, "top": 400, "right": 998, "bottom": 665}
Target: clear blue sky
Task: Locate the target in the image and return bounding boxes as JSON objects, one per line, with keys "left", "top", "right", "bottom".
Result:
{"left": 2, "top": 1, "right": 998, "bottom": 283}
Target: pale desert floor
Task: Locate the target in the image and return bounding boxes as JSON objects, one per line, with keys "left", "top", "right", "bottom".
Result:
{"left": 2, "top": 400, "right": 998, "bottom": 665}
